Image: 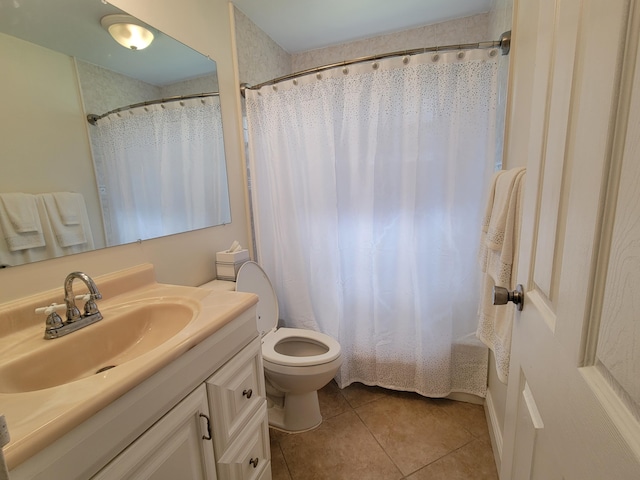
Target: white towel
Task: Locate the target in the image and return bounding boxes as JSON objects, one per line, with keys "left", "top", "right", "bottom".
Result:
{"left": 476, "top": 167, "right": 526, "bottom": 383}
{"left": 52, "top": 192, "right": 81, "bottom": 225}
{"left": 0, "top": 193, "right": 45, "bottom": 251}
{"left": 39, "top": 193, "right": 87, "bottom": 247}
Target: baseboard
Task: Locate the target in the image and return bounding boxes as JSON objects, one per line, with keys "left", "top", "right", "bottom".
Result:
{"left": 484, "top": 388, "right": 503, "bottom": 473}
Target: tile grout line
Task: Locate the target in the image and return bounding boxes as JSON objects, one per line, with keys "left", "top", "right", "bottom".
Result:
{"left": 351, "top": 401, "right": 406, "bottom": 479}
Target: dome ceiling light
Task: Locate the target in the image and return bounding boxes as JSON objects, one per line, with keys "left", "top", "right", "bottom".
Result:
{"left": 100, "top": 14, "right": 154, "bottom": 51}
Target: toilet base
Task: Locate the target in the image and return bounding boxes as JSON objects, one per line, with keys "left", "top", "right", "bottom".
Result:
{"left": 267, "top": 390, "right": 323, "bottom": 432}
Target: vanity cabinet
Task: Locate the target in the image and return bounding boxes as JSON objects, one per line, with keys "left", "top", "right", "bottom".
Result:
{"left": 91, "top": 337, "right": 270, "bottom": 480}
{"left": 9, "top": 303, "right": 271, "bottom": 480}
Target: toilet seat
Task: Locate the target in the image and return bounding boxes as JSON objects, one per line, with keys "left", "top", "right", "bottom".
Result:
{"left": 261, "top": 327, "right": 341, "bottom": 367}
{"left": 236, "top": 262, "right": 341, "bottom": 368}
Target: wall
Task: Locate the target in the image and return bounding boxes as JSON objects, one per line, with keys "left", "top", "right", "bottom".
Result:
{"left": 291, "top": 13, "right": 490, "bottom": 72}
{"left": 0, "top": 33, "right": 106, "bottom": 250}
{"left": 0, "top": 0, "right": 248, "bottom": 303}
{"left": 233, "top": 7, "right": 291, "bottom": 87}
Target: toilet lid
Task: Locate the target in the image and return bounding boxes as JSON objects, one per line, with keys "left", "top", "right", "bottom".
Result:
{"left": 236, "top": 261, "right": 278, "bottom": 335}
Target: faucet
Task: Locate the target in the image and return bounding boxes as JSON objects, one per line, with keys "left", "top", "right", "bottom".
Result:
{"left": 64, "top": 271, "right": 102, "bottom": 321}
{"left": 42, "top": 272, "right": 103, "bottom": 339}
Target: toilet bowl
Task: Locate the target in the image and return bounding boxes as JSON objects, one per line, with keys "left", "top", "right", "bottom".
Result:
{"left": 236, "top": 261, "right": 342, "bottom": 432}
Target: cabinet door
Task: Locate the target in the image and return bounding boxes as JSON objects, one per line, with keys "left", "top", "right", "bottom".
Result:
{"left": 92, "top": 385, "right": 217, "bottom": 480}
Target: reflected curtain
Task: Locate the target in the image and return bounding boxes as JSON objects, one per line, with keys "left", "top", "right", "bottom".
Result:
{"left": 245, "top": 49, "right": 499, "bottom": 397}
{"left": 91, "top": 96, "right": 229, "bottom": 246}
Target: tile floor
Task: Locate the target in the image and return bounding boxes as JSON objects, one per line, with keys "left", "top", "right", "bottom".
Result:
{"left": 269, "top": 381, "right": 498, "bottom": 480}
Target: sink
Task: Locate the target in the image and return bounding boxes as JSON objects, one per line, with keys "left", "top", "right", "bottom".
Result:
{"left": 0, "top": 298, "right": 199, "bottom": 394}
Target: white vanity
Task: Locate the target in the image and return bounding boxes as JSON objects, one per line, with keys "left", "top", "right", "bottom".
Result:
{"left": 0, "top": 264, "right": 271, "bottom": 479}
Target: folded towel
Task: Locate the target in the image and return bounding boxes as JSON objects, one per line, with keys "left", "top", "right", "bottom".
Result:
{"left": 476, "top": 167, "right": 526, "bottom": 383}
{"left": 39, "top": 193, "right": 87, "bottom": 247}
{"left": 0, "top": 193, "right": 45, "bottom": 251}
{"left": 52, "top": 192, "right": 81, "bottom": 225}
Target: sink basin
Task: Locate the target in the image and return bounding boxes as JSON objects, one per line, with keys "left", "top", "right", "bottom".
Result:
{"left": 0, "top": 298, "right": 198, "bottom": 394}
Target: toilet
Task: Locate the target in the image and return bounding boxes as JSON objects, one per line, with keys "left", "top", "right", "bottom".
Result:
{"left": 236, "top": 261, "right": 342, "bottom": 432}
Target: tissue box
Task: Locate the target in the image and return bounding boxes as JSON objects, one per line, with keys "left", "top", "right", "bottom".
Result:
{"left": 215, "top": 249, "right": 250, "bottom": 264}
{"left": 215, "top": 249, "right": 250, "bottom": 281}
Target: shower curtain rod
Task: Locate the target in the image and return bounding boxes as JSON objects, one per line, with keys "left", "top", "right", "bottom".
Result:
{"left": 241, "top": 30, "right": 511, "bottom": 96}
{"left": 86, "top": 91, "right": 219, "bottom": 125}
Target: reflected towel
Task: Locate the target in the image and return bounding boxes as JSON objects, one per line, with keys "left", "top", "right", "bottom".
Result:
{"left": 476, "top": 167, "right": 526, "bottom": 384}
{"left": 52, "top": 192, "right": 81, "bottom": 225}
{"left": 39, "top": 193, "right": 87, "bottom": 247}
{"left": 0, "top": 193, "right": 45, "bottom": 251}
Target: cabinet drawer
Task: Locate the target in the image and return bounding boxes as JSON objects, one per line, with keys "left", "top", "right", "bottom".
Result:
{"left": 217, "top": 403, "right": 270, "bottom": 480}
{"left": 206, "top": 336, "right": 266, "bottom": 452}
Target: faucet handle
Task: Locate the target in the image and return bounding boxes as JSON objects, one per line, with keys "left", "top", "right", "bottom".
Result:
{"left": 75, "top": 293, "right": 101, "bottom": 316}
{"left": 35, "top": 303, "right": 66, "bottom": 316}
{"left": 35, "top": 303, "right": 66, "bottom": 335}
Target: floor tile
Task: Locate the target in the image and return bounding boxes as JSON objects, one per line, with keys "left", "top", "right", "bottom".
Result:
{"left": 433, "top": 398, "right": 491, "bottom": 441}
{"left": 355, "top": 392, "right": 474, "bottom": 476}
{"left": 406, "top": 438, "right": 499, "bottom": 480}
{"left": 270, "top": 434, "right": 292, "bottom": 480}
{"left": 338, "top": 381, "right": 391, "bottom": 408}
{"left": 318, "top": 381, "right": 351, "bottom": 420}
{"left": 278, "top": 410, "right": 402, "bottom": 480}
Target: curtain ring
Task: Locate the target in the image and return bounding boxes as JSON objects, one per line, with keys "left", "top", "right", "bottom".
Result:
{"left": 342, "top": 66, "right": 349, "bottom": 75}
{"left": 457, "top": 51, "right": 465, "bottom": 59}
{"left": 432, "top": 54, "right": 440, "bottom": 62}
{"left": 372, "top": 61, "right": 379, "bottom": 70}
{"left": 402, "top": 56, "right": 410, "bottom": 65}
{"left": 489, "top": 49, "right": 498, "bottom": 57}
{"left": 293, "top": 78, "right": 299, "bottom": 86}
{"left": 272, "top": 85, "right": 278, "bottom": 91}
{"left": 316, "top": 72, "right": 322, "bottom": 80}
{"left": 179, "top": 101, "right": 185, "bottom": 106}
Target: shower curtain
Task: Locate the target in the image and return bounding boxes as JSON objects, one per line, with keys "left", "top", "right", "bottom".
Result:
{"left": 245, "top": 48, "right": 499, "bottom": 397}
{"left": 91, "top": 96, "right": 229, "bottom": 246}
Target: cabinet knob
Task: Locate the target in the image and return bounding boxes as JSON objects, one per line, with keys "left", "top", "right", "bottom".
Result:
{"left": 243, "top": 388, "right": 253, "bottom": 399}
{"left": 249, "top": 457, "right": 259, "bottom": 468}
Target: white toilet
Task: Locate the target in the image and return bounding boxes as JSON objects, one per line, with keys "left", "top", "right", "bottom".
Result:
{"left": 236, "top": 261, "right": 342, "bottom": 432}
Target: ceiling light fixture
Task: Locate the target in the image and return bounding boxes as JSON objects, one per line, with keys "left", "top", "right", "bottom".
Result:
{"left": 100, "top": 14, "right": 154, "bottom": 51}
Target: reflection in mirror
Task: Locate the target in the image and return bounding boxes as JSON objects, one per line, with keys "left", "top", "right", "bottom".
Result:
{"left": 0, "top": 0, "right": 231, "bottom": 267}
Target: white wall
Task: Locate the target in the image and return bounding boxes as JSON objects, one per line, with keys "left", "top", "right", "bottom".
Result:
{"left": 291, "top": 13, "right": 491, "bottom": 72}
{"left": 0, "top": 0, "right": 248, "bottom": 303}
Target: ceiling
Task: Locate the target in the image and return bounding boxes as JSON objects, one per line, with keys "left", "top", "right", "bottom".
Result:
{"left": 0, "top": 0, "right": 492, "bottom": 84}
{"left": 231, "top": 0, "right": 493, "bottom": 53}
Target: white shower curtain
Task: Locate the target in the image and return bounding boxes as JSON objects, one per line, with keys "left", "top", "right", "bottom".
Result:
{"left": 246, "top": 48, "right": 499, "bottom": 397}
{"left": 91, "top": 96, "right": 229, "bottom": 246}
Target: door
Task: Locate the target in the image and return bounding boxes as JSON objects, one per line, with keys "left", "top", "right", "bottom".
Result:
{"left": 501, "top": 0, "right": 640, "bottom": 478}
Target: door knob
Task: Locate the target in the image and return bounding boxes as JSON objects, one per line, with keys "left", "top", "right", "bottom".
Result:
{"left": 492, "top": 284, "right": 524, "bottom": 311}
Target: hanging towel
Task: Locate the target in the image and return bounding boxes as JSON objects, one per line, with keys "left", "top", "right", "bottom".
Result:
{"left": 0, "top": 193, "right": 45, "bottom": 251}
{"left": 52, "top": 192, "right": 81, "bottom": 225}
{"left": 476, "top": 167, "right": 526, "bottom": 383}
{"left": 39, "top": 193, "right": 88, "bottom": 247}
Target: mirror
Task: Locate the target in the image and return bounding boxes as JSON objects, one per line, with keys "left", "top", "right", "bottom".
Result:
{"left": 0, "top": 0, "right": 231, "bottom": 268}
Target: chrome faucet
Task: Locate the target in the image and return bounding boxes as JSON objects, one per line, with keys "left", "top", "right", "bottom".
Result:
{"left": 43, "top": 272, "right": 103, "bottom": 339}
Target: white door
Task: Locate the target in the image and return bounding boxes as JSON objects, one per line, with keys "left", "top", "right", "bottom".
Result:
{"left": 500, "top": 0, "right": 640, "bottom": 478}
